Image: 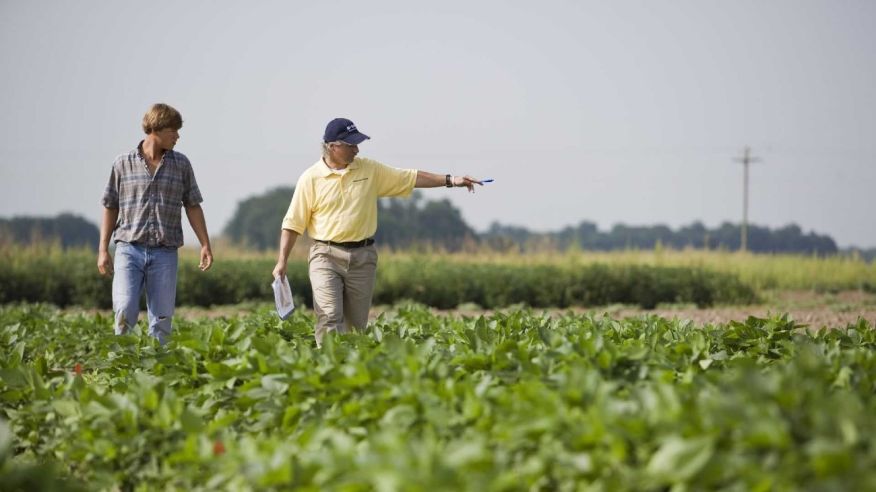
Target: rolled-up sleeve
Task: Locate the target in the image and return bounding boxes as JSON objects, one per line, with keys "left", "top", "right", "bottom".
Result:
{"left": 101, "top": 162, "right": 120, "bottom": 208}
{"left": 281, "top": 176, "right": 312, "bottom": 234}
{"left": 374, "top": 162, "right": 417, "bottom": 198}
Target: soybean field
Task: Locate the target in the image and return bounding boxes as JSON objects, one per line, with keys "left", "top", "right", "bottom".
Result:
{"left": 1, "top": 304, "right": 875, "bottom": 491}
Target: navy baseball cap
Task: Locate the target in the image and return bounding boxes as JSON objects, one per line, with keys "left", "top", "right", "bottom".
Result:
{"left": 323, "top": 118, "right": 370, "bottom": 144}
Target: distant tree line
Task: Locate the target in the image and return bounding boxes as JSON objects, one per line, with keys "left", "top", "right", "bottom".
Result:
{"left": 483, "top": 220, "right": 842, "bottom": 256}
{"left": 0, "top": 214, "right": 98, "bottom": 249}
{"left": 2, "top": 190, "right": 872, "bottom": 260}
{"left": 223, "top": 186, "right": 294, "bottom": 251}
{"left": 373, "top": 192, "right": 477, "bottom": 252}
{"left": 222, "top": 187, "right": 848, "bottom": 256}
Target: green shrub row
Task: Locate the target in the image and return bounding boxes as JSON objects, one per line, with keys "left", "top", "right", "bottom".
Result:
{"left": 0, "top": 251, "right": 757, "bottom": 309}
{"left": 377, "top": 260, "right": 757, "bottom": 309}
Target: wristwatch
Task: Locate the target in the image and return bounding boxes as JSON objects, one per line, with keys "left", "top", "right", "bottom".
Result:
{"left": 445, "top": 174, "right": 453, "bottom": 188}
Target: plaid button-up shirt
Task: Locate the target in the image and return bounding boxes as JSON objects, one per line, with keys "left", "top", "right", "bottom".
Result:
{"left": 101, "top": 141, "right": 203, "bottom": 248}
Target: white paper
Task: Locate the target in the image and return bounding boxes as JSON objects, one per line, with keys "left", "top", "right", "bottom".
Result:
{"left": 272, "top": 276, "right": 295, "bottom": 320}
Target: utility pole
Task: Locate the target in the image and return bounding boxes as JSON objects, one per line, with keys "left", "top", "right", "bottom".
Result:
{"left": 733, "top": 146, "right": 760, "bottom": 252}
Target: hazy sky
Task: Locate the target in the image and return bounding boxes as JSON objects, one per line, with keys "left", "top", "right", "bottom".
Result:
{"left": 1, "top": 1, "right": 874, "bottom": 247}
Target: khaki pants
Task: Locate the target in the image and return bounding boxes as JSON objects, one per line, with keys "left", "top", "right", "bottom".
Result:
{"left": 308, "top": 242, "right": 378, "bottom": 345}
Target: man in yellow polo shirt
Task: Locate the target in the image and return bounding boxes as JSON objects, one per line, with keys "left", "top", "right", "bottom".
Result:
{"left": 272, "top": 118, "right": 482, "bottom": 345}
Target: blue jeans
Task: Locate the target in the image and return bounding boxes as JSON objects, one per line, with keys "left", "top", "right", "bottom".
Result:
{"left": 112, "top": 242, "right": 179, "bottom": 345}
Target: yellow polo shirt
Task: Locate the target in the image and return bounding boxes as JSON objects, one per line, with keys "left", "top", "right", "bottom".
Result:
{"left": 282, "top": 157, "right": 417, "bottom": 242}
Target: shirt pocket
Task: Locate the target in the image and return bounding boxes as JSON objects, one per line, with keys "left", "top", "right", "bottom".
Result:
{"left": 346, "top": 177, "right": 372, "bottom": 206}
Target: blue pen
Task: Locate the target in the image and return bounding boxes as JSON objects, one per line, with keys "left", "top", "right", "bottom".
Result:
{"left": 482, "top": 179, "right": 494, "bottom": 183}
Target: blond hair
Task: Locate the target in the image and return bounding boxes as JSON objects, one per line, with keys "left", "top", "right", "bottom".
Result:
{"left": 142, "top": 103, "right": 183, "bottom": 134}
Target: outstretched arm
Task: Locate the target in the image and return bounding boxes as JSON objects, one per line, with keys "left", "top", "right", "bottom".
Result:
{"left": 415, "top": 171, "right": 483, "bottom": 192}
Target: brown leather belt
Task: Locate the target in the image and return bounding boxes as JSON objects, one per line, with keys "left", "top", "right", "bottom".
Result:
{"left": 314, "top": 238, "right": 375, "bottom": 248}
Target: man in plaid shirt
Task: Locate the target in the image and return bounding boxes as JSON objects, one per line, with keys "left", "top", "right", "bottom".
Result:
{"left": 97, "top": 103, "right": 213, "bottom": 345}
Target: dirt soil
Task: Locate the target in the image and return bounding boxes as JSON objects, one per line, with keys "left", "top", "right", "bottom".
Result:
{"left": 581, "top": 291, "right": 873, "bottom": 329}
{"left": 166, "top": 291, "right": 876, "bottom": 329}
{"left": 429, "top": 291, "right": 876, "bottom": 330}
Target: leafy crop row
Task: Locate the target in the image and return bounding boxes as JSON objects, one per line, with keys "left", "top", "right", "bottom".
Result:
{"left": 1, "top": 304, "right": 874, "bottom": 490}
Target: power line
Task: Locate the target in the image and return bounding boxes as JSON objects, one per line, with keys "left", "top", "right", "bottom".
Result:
{"left": 733, "top": 146, "right": 761, "bottom": 252}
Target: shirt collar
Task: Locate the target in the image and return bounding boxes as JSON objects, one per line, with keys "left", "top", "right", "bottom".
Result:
{"left": 317, "top": 157, "right": 360, "bottom": 177}
{"left": 136, "top": 140, "right": 172, "bottom": 161}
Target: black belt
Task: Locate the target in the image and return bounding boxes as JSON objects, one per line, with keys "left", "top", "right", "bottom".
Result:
{"left": 314, "top": 238, "right": 375, "bottom": 248}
